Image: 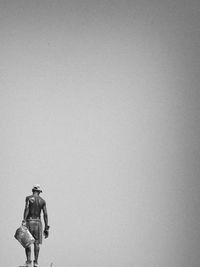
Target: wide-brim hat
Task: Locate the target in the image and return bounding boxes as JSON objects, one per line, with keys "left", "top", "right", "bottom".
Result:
{"left": 32, "top": 184, "right": 43, "bottom": 192}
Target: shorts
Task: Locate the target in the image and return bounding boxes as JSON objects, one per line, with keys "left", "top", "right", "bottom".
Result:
{"left": 26, "top": 219, "right": 43, "bottom": 244}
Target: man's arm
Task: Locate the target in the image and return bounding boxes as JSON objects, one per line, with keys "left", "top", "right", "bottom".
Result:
{"left": 43, "top": 201, "right": 50, "bottom": 238}
{"left": 43, "top": 201, "right": 48, "bottom": 228}
{"left": 23, "top": 197, "right": 29, "bottom": 223}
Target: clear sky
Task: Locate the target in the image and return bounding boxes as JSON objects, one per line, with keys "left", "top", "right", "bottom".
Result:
{"left": 0, "top": 0, "right": 200, "bottom": 266}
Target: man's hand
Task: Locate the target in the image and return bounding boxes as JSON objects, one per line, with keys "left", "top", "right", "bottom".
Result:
{"left": 44, "top": 225, "right": 50, "bottom": 238}
{"left": 22, "top": 220, "right": 26, "bottom": 227}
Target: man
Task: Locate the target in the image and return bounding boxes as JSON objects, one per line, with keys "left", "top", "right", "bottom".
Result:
{"left": 22, "top": 184, "right": 50, "bottom": 267}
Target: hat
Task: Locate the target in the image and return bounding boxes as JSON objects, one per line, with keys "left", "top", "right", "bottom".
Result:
{"left": 32, "top": 184, "right": 43, "bottom": 192}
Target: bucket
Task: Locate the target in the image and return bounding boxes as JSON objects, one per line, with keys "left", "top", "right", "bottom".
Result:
{"left": 14, "top": 225, "right": 35, "bottom": 248}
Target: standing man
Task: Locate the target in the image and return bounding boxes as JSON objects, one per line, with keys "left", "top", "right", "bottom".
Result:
{"left": 22, "top": 184, "right": 50, "bottom": 267}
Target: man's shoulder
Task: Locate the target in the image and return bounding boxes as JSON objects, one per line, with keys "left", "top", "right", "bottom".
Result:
{"left": 38, "top": 196, "right": 46, "bottom": 204}
{"left": 25, "top": 195, "right": 46, "bottom": 205}
{"left": 25, "top": 195, "right": 33, "bottom": 200}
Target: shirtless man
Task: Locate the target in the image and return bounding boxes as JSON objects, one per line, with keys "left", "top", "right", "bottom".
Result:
{"left": 22, "top": 184, "right": 50, "bottom": 267}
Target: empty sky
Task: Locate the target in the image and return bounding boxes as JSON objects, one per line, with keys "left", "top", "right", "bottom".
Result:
{"left": 0, "top": 0, "right": 200, "bottom": 266}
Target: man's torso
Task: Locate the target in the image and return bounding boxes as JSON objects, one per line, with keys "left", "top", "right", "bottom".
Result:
{"left": 26, "top": 195, "right": 45, "bottom": 219}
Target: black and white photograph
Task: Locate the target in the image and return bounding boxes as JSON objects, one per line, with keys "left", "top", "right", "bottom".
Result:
{"left": 1, "top": 0, "right": 200, "bottom": 266}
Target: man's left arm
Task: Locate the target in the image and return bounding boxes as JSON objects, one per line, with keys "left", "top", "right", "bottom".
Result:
{"left": 22, "top": 197, "right": 29, "bottom": 225}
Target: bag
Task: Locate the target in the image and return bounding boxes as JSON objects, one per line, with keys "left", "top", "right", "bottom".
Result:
{"left": 14, "top": 225, "right": 35, "bottom": 248}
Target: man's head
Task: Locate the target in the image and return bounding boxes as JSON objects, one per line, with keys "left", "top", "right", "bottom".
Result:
{"left": 32, "top": 184, "right": 43, "bottom": 194}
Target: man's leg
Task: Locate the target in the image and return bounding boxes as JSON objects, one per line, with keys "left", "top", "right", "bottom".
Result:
{"left": 25, "top": 246, "right": 31, "bottom": 266}
{"left": 34, "top": 243, "right": 40, "bottom": 266}
{"left": 33, "top": 220, "right": 42, "bottom": 266}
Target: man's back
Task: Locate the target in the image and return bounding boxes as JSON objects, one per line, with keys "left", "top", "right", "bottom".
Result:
{"left": 26, "top": 195, "right": 46, "bottom": 219}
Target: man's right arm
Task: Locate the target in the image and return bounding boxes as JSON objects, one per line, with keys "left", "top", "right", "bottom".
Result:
{"left": 43, "top": 201, "right": 48, "bottom": 227}
{"left": 42, "top": 201, "right": 50, "bottom": 238}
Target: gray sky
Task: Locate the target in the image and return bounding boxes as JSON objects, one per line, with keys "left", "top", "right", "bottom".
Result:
{"left": 1, "top": 0, "right": 200, "bottom": 266}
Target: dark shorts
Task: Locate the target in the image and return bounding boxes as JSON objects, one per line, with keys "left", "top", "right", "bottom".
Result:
{"left": 26, "top": 219, "right": 43, "bottom": 244}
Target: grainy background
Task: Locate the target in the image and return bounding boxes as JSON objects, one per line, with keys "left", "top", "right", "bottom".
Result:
{"left": 0, "top": 0, "right": 200, "bottom": 266}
